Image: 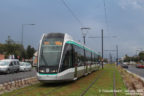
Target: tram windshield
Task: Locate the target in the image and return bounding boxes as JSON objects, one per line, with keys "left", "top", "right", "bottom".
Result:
{"left": 39, "top": 35, "right": 64, "bottom": 68}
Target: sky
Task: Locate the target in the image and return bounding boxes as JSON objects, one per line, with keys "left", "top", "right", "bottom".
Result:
{"left": 0, "top": 0, "right": 144, "bottom": 58}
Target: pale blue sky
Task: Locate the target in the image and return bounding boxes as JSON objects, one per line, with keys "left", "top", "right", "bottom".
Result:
{"left": 0, "top": 0, "right": 144, "bottom": 58}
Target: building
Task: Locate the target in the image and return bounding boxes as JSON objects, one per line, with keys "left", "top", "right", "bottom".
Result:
{"left": 0, "top": 54, "right": 5, "bottom": 60}
{"left": 33, "top": 51, "right": 38, "bottom": 67}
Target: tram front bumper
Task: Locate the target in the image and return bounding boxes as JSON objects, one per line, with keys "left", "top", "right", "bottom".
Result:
{"left": 37, "top": 72, "right": 74, "bottom": 83}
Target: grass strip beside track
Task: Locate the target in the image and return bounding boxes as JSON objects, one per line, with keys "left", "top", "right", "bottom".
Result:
{"left": 1, "top": 64, "right": 127, "bottom": 96}
{"left": 84, "top": 64, "right": 127, "bottom": 96}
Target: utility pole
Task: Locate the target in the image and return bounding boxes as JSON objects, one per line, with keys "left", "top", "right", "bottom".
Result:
{"left": 116, "top": 45, "right": 118, "bottom": 66}
{"left": 21, "top": 24, "right": 24, "bottom": 46}
{"left": 109, "top": 52, "right": 112, "bottom": 64}
{"left": 88, "top": 29, "right": 104, "bottom": 69}
{"left": 88, "top": 29, "right": 117, "bottom": 69}
{"left": 101, "top": 29, "right": 104, "bottom": 69}
{"left": 83, "top": 35, "right": 86, "bottom": 45}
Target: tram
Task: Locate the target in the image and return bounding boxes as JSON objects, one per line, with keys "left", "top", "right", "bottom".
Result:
{"left": 37, "top": 33, "right": 100, "bottom": 83}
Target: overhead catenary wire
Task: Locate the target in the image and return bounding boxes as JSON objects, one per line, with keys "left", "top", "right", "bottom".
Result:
{"left": 103, "top": 0, "right": 109, "bottom": 32}
{"left": 60, "top": 0, "right": 84, "bottom": 27}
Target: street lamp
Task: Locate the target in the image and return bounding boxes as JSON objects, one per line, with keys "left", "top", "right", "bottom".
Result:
{"left": 80, "top": 27, "right": 90, "bottom": 45}
{"left": 21, "top": 24, "right": 35, "bottom": 46}
{"left": 80, "top": 27, "right": 90, "bottom": 74}
{"left": 88, "top": 29, "right": 104, "bottom": 69}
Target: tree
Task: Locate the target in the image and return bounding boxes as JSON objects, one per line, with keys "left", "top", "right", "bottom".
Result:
{"left": 0, "top": 43, "right": 5, "bottom": 54}
{"left": 139, "top": 51, "right": 144, "bottom": 61}
{"left": 0, "top": 36, "right": 27, "bottom": 59}
{"left": 26, "top": 45, "right": 35, "bottom": 59}
{"left": 0, "top": 37, "right": 36, "bottom": 60}
{"left": 123, "top": 54, "right": 131, "bottom": 62}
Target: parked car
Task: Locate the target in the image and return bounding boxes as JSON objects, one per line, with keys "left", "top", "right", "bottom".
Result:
{"left": 0, "top": 59, "right": 20, "bottom": 73}
{"left": 121, "top": 64, "right": 128, "bottom": 68}
{"left": 123, "top": 62, "right": 128, "bottom": 65}
{"left": 19, "top": 62, "right": 32, "bottom": 71}
{"left": 136, "top": 64, "right": 144, "bottom": 68}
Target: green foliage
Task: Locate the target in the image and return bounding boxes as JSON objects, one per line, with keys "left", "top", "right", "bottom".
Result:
{"left": 139, "top": 51, "right": 144, "bottom": 61}
{"left": 0, "top": 43, "right": 26, "bottom": 59}
{"left": 0, "top": 37, "right": 35, "bottom": 59}
{"left": 124, "top": 52, "right": 144, "bottom": 62}
{"left": 123, "top": 54, "right": 131, "bottom": 62}
{"left": 0, "top": 43, "right": 5, "bottom": 54}
{"left": 26, "top": 45, "right": 36, "bottom": 59}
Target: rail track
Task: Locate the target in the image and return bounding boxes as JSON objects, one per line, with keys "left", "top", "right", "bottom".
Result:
{"left": 11, "top": 83, "right": 64, "bottom": 96}
{"left": 113, "top": 70, "right": 116, "bottom": 96}
{"left": 80, "top": 71, "right": 104, "bottom": 96}
{"left": 11, "top": 83, "right": 40, "bottom": 96}
{"left": 80, "top": 66, "right": 117, "bottom": 96}
{"left": 42, "top": 85, "right": 63, "bottom": 96}
{"left": 4, "top": 65, "right": 119, "bottom": 96}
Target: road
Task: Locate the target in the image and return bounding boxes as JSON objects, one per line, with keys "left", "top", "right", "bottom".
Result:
{"left": 0, "top": 68, "right": 37, "bottom": 84}
{"left": 126, "top": 65, "right": 144, "bottom": 78}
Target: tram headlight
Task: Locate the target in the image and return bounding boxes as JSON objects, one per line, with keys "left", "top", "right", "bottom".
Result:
{"left": 39, "top": 69, "right": 45, "bottom": 73}
{"left": 52, "top": 70, "right": 55, "bottom": 72}
{"left": 51, "top": 69, "right": 57, "bottom": 73}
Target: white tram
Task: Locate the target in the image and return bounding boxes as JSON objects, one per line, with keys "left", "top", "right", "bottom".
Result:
{"left": 37, "top": 33, "right": 100, "bottom": 83}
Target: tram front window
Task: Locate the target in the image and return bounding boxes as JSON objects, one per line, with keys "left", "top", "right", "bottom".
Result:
{"left": 39, "top": 37, "right": 63, "bottom": 73}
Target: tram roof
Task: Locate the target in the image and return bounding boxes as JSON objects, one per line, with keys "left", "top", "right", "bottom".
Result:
{"left": 43, "top": 33, "right": 100, "bottom": 56}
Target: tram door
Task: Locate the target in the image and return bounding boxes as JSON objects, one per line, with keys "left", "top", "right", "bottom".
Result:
{"left": 84, "top": 49, "right": 87, "bottom": 74}
{"left": 72, "top": 45, "right": 77, "bottom": 78}
{"left": 74, "top": 65, "right": 77, "bottom": 78}
{"left": 64, "top": 44, "right": 76, "bottom": 78}
{"left": 61, "top": 44, "right": 73, "bottom": 72}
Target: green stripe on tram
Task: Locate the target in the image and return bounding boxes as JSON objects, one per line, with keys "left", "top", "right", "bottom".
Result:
{"left": 39, "top": 73, "right": 57, "bottom": 75}
{"left": 66, "top": 41, "right": 96, "bottom": 54}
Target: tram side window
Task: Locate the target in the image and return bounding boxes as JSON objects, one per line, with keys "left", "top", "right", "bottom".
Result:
{"left": 73, "top": 45, "right": 84, "bottom": 66}
{"left": 85, "top": 50, "right": 89, "bottom": 65}
{"left": 93, "top": 54, "right": 95, "bottom": 64}
{"left": 94, "top": 54, "right": 97, "bottom": 64}
{"left": 97, "top": 55, "right": 100, "bottom": 64}
{"left": 60, "top": 44, "right": 73, "bottom": 71}
{"left": 91, "top": 53, "right": 93, "bottom": 65}
{"left": 73, "top": 45, "right": 79, "bottom": 66}
{"left": 88, "top": 51, "right": 90, "bottom": 64}
{"left": 85, "top": 50, "right": 88, "bottom": 65}
{"left": 96, "top": 54, "right": 99, "bottom": 64}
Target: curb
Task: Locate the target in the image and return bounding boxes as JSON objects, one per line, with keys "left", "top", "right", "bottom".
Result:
{"left": 124, "top": 69, "right": 144, "bottom": 82}
{"left": 0, "top": 76, "right": 39, "bottom": 95}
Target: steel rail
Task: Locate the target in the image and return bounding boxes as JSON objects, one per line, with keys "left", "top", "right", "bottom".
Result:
{"left": 12, "top": 83, "right": 39, "bottom": 96}
{"left": 80, "top": 71, "right": 104, "bottom": 96}
{"left": 113, "top": 70, "right": 116, "bottom": 96}
{"left": 12, "top": 83, "right": 63, "bottom": 96}
{"left": 43, "top": 86, "right": 63, "bottom": 96}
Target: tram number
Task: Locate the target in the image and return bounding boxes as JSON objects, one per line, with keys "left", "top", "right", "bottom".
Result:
{"left": 44, "top": 41, "right": 49, "bottom": 45}
{"left": 55, "top": 41, "right": 62, "bottom": 45}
